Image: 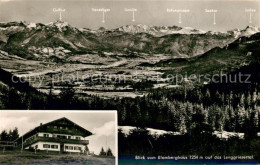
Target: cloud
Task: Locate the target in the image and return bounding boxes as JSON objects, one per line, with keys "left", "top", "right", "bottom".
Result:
{"left": 87, "top": 121, "right": 116, "bottom": 155}
{"left": 91, "top": 121, "right": 116, "bottom": 137}
{"left": 0, "top": 116, "right": 37, "bottom": 135}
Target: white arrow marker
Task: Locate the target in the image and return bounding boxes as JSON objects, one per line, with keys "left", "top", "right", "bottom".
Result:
{"left": 92, "top": 8, "right": 110, "bottom": 24}
{"left": 245, "top": 8, "right": 256, "bottom": 24}
{"left": 132, "top": 11, "right": 135, "bottom": 22}
{"left": 125, "top": 8, "right": 137, "bottom": 22}
{"left": 213, "top": 13, "right": 216, "bottom": 25}
{"left": 167, "top": 9, "right": 190, "bottom": 25}
{"left": 53, "top": 8, "right": 66, "bottom": 21}
{"left": 102, "top": 11, "right": 105, "bottom": 23}
{"left": 59, "top": 12, "right": 62, "bottom": 21}
{"left": 178, "top": 13, "right": 182, "bottom": 24}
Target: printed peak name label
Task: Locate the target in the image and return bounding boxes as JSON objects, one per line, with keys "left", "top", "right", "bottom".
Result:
{"left": 125, "top": 8, "right": 137, "bottom": 12}
{"left": 166, "top": 9, "right": 190, "bottom": 13}
{"left": 245, "top": 8, "right": 256, "bottom": 12}
{"left": 53, "top": 8, "right": 66, "bottom": 12}
{"left": 205, "top": 9, "right": 218, "bottom": 13}
{"left": 92, "top": 8, "right": 110, "bottom": 12}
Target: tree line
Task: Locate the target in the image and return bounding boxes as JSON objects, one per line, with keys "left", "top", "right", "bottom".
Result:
{"left": 0, "top": 127, "right": 19, "bottom": 142}
{"left": 99, "top": 147, "right": 114, "bottom": 157}
{"left": 0, "top": 54, "right": 259, "bottom": 157}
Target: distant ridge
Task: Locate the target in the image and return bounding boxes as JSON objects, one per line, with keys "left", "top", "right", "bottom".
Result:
{"left": 0, "top": 21, "right": 259, "bottom": 59}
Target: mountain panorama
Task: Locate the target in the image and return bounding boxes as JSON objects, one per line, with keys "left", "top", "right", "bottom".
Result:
{"left": 0, "top": 20, "right": 260, "bottom": 98}
{"left": 1, "top": 18, "right": 260, "bottom": 163}
{"left": 0, "top": 21, "right": 259, "bottom": 61}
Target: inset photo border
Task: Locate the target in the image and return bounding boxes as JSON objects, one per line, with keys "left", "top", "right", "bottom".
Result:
{"left": 0, "top": 110, "right": 117, "bottom": 165}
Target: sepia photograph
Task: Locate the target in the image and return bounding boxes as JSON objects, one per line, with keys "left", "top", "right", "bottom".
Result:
{"left": 0, "top": 0, "right": 259, "bottom": 164}
{"left": 0, "top": 111, "right": 117, "bottom": 165}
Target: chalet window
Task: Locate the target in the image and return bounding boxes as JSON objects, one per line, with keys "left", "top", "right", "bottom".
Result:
{"left": 51, "top": 145, "right": 58, "bottom": 149}
{"left": 68, "top": 136, "right": 71, "bottom": 139}
{"left": 65, "top": 146, "right": 73, "bottom": 150}
{"left": 76, "top": 137, "right": 81, "bottom": 140}
{"left": 44, "top": 134, "right": 49, "bottom": 137}
{"left": 74, "top": 146, "right": 81, "bottom": 150}
{"left": 43, "top": 144, "right": 50, "bottom": 148}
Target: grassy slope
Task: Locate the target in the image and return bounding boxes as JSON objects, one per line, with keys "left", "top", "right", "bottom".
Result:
{"left": 0, "top": 150, "right": 115, "bottom": 165}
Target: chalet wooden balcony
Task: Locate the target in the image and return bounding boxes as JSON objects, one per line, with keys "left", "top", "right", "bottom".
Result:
{"left": 23, "top": 137, "right": 89, "bottom": 147}
{"left": 47, "top": 128, "right": 84, "bottom": 136}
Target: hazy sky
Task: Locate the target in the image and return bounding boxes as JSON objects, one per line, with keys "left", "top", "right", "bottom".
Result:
{"left": 0, "top": 0, "right": 259, "bottom": 31}
{"left": 0, "top": 111, "right": 117, "bottom": 156}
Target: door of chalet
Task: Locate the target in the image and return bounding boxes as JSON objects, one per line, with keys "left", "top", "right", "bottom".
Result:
{"left": 60, "top": 143, "right": 64, "bottom": 152}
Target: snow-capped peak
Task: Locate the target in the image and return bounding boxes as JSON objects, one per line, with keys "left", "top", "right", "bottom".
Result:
{"left": 116, "top": 24, "right": 206, "bottom": 36}
{"left": 27, "top": 22, "right": 37, "bottom": 29}
{"left": 117, "top": 24, "right": 151, "bottom": 33}
{"left": 46, "top": 21, "right": 71, "bottom": 31}
{"left": 242, "top": 25, "right": 260, "bottom": 36}
{"left": 227, "top": 25, "right": 260, "bottom": 38}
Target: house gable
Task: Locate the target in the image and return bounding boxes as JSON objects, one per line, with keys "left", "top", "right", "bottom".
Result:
{"left": 15, "top": 117, "right": 92, "bottom": 143}
{"left": 40, "top": 117, "right": 92, "bottom": 137}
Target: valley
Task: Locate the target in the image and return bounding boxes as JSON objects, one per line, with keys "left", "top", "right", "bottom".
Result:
{"left": 0, "top": 21, "right": 259, "bottom": 98}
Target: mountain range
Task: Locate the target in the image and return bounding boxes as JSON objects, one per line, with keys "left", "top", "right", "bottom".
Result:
{"left": 0, "top": 21, "right": 259, "bottom": 61}
{"left": 0, "top": 21, "right": 260, "bottom": 99}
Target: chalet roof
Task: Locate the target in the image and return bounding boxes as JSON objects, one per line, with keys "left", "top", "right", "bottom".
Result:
{"left": 15, "top": 117, "right": 93, "bottom": 143}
